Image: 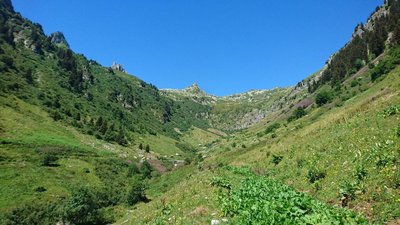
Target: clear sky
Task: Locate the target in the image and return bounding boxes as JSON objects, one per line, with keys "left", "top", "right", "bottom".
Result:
{"left": 12, "top": 0, "right": 383, "bottom": 96}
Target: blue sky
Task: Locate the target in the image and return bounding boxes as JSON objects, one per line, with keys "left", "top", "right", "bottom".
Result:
{"left": 13, "top": 0, "right": 382, "bottom": 96}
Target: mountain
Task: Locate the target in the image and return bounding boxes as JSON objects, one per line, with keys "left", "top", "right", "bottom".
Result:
{"left": 1, "top": 0, "right": 400, "bottom": 224}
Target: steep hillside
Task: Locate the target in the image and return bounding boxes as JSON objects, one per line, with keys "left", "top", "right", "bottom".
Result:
{"left": 0, "top": 0, "right": 212, "bottom": 146}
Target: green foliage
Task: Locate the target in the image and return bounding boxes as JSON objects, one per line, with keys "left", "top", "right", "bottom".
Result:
{"left": 271, "top": 154, "right": 283, "bottom": 165}
{"left": 264, "top": 122, "right": 281, "bottom": 134}
{"left": 370, "top": 46, "right": 400, "bottom": 81}
{"left": 218, "top": 173, "right": 368, "bottom": 224}
{"left": 383, "top": 104, "right": 400, "bottom": 117}
{"left": 63, "top": 186, "right": 107, "bottom": 225}
{"left": 2, "top": 201, "right": 61, "bottom": 225}
{"left": 41, "top": 153, "right": 59, "bottom": 167}
{"left": 350, "top": 79, "right": 361, "bottom": 87}
{"left": 307, "top": 167, "right": 326, "bottom": 183}
{"left": 127, "top": 163, "right": 140, "bottom": 178}
{"left": 396, "top": 124, "right": 400, "bottom": 137}
{"left": 354, "top": 164, "right": 367, "bottom": 181}
{"left": 127, "top": 178, "right": 148, "bottom": 206}
{"left": 316, "top": 89, "right": 334, "bottom": 106}
{"left": 339, "top": 181, "right": 360, "bottom": 207}
{"left": 140, "top": 161, "right": 153, "bottom": 179}
{"left": 34, "top": 186, "right": 47, "bottom": 193}
{"left": 211, "top": 176, "right": 232, "bottom": 190}
{"left": 288, "top": 107, "right": 307, "bottom": 122}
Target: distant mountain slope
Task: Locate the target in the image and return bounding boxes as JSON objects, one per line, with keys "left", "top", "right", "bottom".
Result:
{"left": 0, "top": 0, "right": 212, "bottom": 146}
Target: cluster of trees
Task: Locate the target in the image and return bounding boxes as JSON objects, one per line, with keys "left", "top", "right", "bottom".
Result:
{"left": 310, "top": 0, "right": 400, "bottom": 92}
{"left": 287, "top": 107, "right": 307, "bottom": 122}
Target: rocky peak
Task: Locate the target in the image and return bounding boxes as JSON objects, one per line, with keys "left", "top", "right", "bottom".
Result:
{"left": 352, "top": 2, "right": 390, "bottom": 39}
{"left": 111, "top": 62, "right": 126, "bottom": 72}
{"left": 49, "top": 32, "right": 69, "bottom": 48}
{"left": 0, "top": 0, "right": 14, "bottom": 12}
{"left": 184, "top": 83, "right": 203, "bottom": 94}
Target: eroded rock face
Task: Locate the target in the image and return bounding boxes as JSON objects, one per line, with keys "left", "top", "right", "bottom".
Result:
{"left": 49, "top": 32, "right": 70, "bottom": 48}
{"left": 0, "top": 0, "right": 14, "bottom": 12}
{"left": 111, "top": 62, "right": 126, "bottom": 72}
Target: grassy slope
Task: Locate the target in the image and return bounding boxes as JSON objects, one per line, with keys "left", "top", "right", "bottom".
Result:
{"left": 121, "top": 66, "right": 400, "bottom": 224}
{"left": 0, "top": 95, "right": 106, "bottom": 209}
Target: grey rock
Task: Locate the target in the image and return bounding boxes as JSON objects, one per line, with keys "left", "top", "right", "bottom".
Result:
{"left": 49, "top": 32, "right": 70, "bottom": 48}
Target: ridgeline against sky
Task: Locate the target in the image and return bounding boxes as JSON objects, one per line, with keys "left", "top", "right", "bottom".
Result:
{"left": 13, "top": 0, "right": 383, "bottom": 95}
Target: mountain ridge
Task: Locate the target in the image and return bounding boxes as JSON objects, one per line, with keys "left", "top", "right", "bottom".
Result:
{"left": 1, "top": 0, "right": 400, "bottom": 224}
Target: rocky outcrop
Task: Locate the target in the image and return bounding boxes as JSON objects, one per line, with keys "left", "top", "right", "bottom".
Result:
{"left": 111, "top": 62, "right": 126, "bottom": 72}
{"left": 49, "top": 32, "right": 69, "bottom": 48}
{"left": 0, "top": 0, "right": 14, "bottom": 12}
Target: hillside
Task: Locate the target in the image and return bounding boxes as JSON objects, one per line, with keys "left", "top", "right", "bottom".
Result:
{"left": 0, "top": 0, "right": 400, "bottom": 224}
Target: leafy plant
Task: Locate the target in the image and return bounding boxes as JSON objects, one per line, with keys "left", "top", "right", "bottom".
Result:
{"left": 127, "top": 178, "right": 148, "bottom": 206}
{"left": 264, "top": 123, "right": 281, "bottom": 134}
{"left": 307, "top": 167, "right": 326, "bottom": 183}
{"left": 63, "top": 186, "right": 107, "bottom": 225}
{"left": 288, "top": 107, "right": 307, "bottom": 122}
{"left": 211, "top": 176, "right": 232, "bottom": 190}
{"left": 354, "top": 164, "right": 367, "bottom": 181}
{"left": 271, "top": 154, "right": 283, "bottom": 165}
{"left": 383, "top": 104, "right": 400, "bottom": 117}
{"left": 316, "top": 89, "right": 334, "bottom": 106}
{"left": 217, "top": 171, "right": 367, "bottom": 224}
{"left": 41, "top": 153, "right": 59, "bottom": 167}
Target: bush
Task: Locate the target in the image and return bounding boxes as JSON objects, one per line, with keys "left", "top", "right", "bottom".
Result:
{"left": 127, "top": 163, "right": 140, "bottom": 177}
{"left": 127, "top": 178, "right": 148, "bottom": 206}
{"left": 354, "top": 164, "right": 367, "bottom": 181}
{"left": 307, "top": 167, "right": 326, "bottom": 183}
{"left": 339, "top": 181, "right": 358, "bottom": 207}
{"left": 63, "top": 186, "right": 106, "bottom": 225}
{"left": 288, "top": 107, "right": 307, "bottom": 122}
{"left": 316, "top": 90, "right": 334, "bottom": 106}
{"left": 264, "top": 123, "right": 281, "bottom": 134}
{"left": 271, "top": 155, "right": 283, "bottom": 165}
{"left": 34, "top": 186, "right": 46, "bottom": 192}
{"left": 370, "top": 46, "right": 400, "bottom": 81}
{"left": 350, "top": 79, "right": 360, "bottom": 87}
{"left": 3, "top": 201, "right": 61, "bottom": 225}
{"left": 41, "top": 154, "right": 59, "bottom": 167}
{"left": 140, "top": 161, "right": 153, "bottom": 179}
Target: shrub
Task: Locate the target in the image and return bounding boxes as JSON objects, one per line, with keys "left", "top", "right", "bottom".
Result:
{"left": 350, "top": 79, "right": 360, "bottom": 87}
{"left": 265, "top": 123, "right": 281, "bottom": 134}
{"left": 307, "top": 167, "right": 326, "bottom": 183}
{"left": 34, "top": 186, "right": 46, "bottom": 192}
{"left": 288, "top": 107, "right": 306, "bottom": 122}
{"left": 339, "top": 181, "right": 358, "bottom": 207}
{"left": 316, "top": 90, "right": 334, "bottom": 106}
{"left": 127, "top": 163, "right": 140, "bottom": 177}
{"left": 271, "top": 155, "right": 283, "bottom": 165}
{"left": 127, "top": 178, "right": 148, "bottom": 206}
{"left": 354, "top": 164, "right": 367, "bottom": 181}
{"left": 3, "top": 201, "right": 61, "bottom": 225}
{"left": 383, "top": 104, "right": 400, "bottom": 117}
{"left": 41, "top": 154, "right": 59, "bottom": 167}
{"left": 63, "top": 186, "right": 106, "bottom": 225}
{"left": 140, "top": 161, "right": 153, "bottom": 179}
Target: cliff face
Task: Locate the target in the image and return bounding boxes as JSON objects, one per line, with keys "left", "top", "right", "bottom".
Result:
{"left": 49, "top": 32, "right": 70, "bottom": 48}
{"left": 0, "top": 0, "right": 13, "bottom": 12}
